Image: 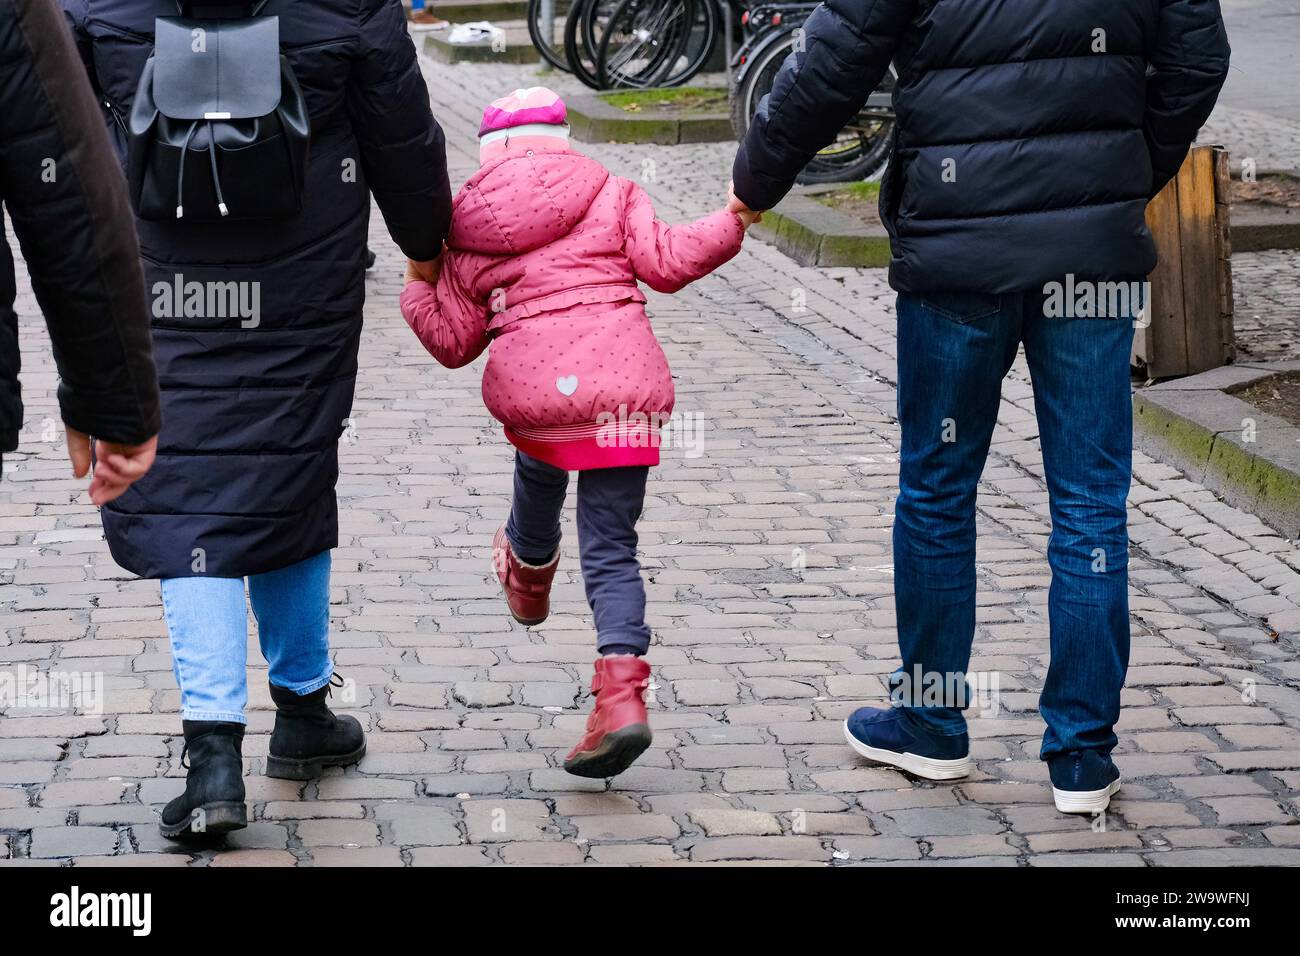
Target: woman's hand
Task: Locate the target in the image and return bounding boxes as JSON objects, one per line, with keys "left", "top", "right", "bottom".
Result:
{"left": 405, "top": 245, "right": 447, "bottom": 285}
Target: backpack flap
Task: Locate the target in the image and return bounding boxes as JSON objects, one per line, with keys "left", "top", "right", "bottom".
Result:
{"left": 153, "top": 16, "right": 282, "bottom": 119}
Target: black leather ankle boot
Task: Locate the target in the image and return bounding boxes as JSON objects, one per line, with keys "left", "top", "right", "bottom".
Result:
{"left": 266, "top": 677, "right": 366, "bottom": 780}
{"left": 160, "top": 720, "right": 247, "bottom": 839}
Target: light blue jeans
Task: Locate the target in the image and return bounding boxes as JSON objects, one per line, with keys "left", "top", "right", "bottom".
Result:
{"left": 161, "top": 550, "right": 334, "bottom": 724}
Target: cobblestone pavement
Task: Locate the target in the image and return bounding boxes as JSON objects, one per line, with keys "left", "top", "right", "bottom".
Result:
{"left": 1232, "top": 251, "right": 1300, "bottom": 364}
{"left": 1189, "top": 0, "right": 1300, "bottom": 363}
{"left": 1197, "top": 28, "right": 1300, "bottom": 365}
{"left": 2, "top": 52, "right": 1300, "bottom": 868}
{"left": 1219, "top": 0, "right": 1300, "bottom": 125}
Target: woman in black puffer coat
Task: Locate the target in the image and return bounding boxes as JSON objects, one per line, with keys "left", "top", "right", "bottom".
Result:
{"left": 64, "top": 0, "right": 452, "bottom": 839}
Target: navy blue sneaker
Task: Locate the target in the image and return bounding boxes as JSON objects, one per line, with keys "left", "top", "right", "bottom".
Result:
{"left": 1048, "top": 750, "right": 1122, "bottom": 814}
{"left": 843, "top": 706, "right": 972, "bottom": 781}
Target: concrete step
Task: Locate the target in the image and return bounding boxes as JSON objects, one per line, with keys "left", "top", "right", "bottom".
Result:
{"left": 423, "top": 21, "right": 541, "bottom": 64}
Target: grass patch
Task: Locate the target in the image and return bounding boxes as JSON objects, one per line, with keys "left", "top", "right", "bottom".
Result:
{"left": 601, "top": 87, "right": 728, "bottom": 114}
{"left": 812, "top": 180, "right": 883, "bottom": 226}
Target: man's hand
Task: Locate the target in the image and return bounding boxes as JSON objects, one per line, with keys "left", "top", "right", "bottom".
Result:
{"left": 727, "top": 181, "right": 763, "bottom": 229}
{"left": 66, "top": 426, "right": 158, "bottom": 506}
{"left": 406, "top": 249, "right": 445, "bottom": 285}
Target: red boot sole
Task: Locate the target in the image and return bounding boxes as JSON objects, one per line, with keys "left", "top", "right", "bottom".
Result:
{"left": 563, "top": 723, "right": 652, "bottom": 778}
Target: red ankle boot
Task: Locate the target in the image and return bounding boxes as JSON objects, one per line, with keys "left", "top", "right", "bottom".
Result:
{"left": 492, "top": 524, "right": 559, "bottom": 626}
{"left": 564, "top": 656, "right": 652, "bottom": 778}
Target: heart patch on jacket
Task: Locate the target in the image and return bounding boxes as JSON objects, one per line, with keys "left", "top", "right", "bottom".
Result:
{"left": 555, "top": 375, "right": 579, "bottom": 396}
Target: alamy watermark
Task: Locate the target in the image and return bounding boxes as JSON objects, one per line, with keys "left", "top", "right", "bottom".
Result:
{"left": 1043, "top": 274, "right": 1149, "bottom": 326}
{"left": 152, "top": 274, "right": 261, "bottom": 328}
{"left": 889, "top": 665, "right": 1002, "bottom": 718}
{"left": 595, "top": 405, "right": 707, "bottom": 458}
{"left": 0, "top": 665, "right": 104, "bottom": 715}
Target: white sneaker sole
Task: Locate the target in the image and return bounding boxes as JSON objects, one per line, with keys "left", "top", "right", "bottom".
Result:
{"left": 842, "top": 720, "right": 973, "bottom": 781}
{"left": 1053, "top": 777, "right": 1122, "bottom": 814}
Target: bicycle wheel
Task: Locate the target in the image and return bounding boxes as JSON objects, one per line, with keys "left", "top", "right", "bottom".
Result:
{"left": 528, "top": 0, "right": 576, "bottom": 72}
{"left": 564, "top": 0, "right": 619, "bottom": 89}
{"left": 658, "top": 0, "right": 720, "bottom": 88}
{"left": 732, "top": 27, "right": 895, "bottom": 183}
{"left": 596, "top": 0, "right": 695, "bottom": 90}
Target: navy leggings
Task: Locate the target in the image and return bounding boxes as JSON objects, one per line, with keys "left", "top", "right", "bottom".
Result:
{"left": 505, "top": 450, "right": 651, "bottom": 655}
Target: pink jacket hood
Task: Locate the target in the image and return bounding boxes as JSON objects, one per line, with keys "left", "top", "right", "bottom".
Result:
{"left": 448, "top": 147, "right": 610, "bottom": 256}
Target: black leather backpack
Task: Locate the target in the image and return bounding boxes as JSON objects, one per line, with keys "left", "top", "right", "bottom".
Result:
{"left": 127, "top": 1, "right": 310, "bottom": 222}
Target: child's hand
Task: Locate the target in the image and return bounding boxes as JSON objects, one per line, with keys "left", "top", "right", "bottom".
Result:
{"left": 726, "top": 181, "right": 762, "bottom": 229}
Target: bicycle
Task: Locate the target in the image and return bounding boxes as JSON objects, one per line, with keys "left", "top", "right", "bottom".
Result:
{"left": 530, "top": 0, "right": 735, "bottom": 90}
{"left": 730, "top": 2, "right": 896, "bottom": 183}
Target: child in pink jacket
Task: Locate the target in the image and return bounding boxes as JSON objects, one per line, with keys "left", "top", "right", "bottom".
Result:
{"left": 401, "top": 87, "right": 753, "bottom": 778}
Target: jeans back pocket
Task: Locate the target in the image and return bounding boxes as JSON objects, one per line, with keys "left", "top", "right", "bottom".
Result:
{"left": 918, "top": 291, "right": 1002, "bottom": 325}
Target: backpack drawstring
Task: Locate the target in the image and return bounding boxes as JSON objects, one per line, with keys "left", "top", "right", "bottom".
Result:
{"left": 175, "top": 119, "right": 201, "bottom": 219}
{"left": 175, "top": 119, "right": 229, "bottom": 219}
{"left": 205, "top": 121, "right": 229, "bottom": 217}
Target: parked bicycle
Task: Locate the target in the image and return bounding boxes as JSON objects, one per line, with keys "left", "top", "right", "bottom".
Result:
{"left": 529, "top": 0, "right": 731, "bottom": 89}
{"left": 526, "top": 0, "right": 895, "bottom": 185}
{"left": 729, "top": 3, "right": 896, "bottom": 183}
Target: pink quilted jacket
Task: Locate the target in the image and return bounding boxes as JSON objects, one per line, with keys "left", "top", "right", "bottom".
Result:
{"left": 400, "top": 139, "right": 744, "bottom": 469}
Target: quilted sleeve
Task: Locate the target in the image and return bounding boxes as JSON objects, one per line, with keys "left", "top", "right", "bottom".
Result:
{"left": 1144, "top": 0, "right": 1231, "bottom": 195}
{"left": 348, "top": 0, "right": 453, "bottom": 260}
{"left": 732, "top": 0, "right": 913, "bottom": 212}
{"left": 623, "top": 182, "right": 745, "bottom": 294}
{"left": 399, "top": 253, "right": 490, "bottom": 369}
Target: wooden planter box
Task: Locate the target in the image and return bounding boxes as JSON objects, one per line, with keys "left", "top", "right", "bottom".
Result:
{"left": 1133, "top": 145, "right": 1236, "bottom": 379}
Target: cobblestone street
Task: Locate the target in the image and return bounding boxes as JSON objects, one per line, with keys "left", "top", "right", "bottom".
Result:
{"left": 1, "top": 49, "right": 1299, "bottom": 867}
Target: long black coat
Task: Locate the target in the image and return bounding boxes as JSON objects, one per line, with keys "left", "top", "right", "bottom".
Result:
{"left": 64, "top": 0, "right": 452, "bottom": 578}
{"left": 1, "top": 0, "right": 160, "bottom": 458}
{"left": 734, "top": 0, "right": 1231, "bottom": 294}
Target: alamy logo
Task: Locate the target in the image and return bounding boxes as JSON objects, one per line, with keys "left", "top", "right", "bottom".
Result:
{"left": 0, "top": 665, "right": 103, "bottom": 715}
{"left": 49, "top": 886, "right": 151, "bottom": 936}
{"left": 152, "top": 274, "right": 261, "bottom": 328}
{"left": 1042, "top": 274, "right": 1149, "bottom": 323}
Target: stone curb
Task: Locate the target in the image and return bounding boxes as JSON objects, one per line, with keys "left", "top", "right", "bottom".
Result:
{"left": 1134, "top": 361, "right": 1300, "bottom": 538}
{"left": 423, "top": 30, "right": 539, "bottom": 65}
{"left": 566, "top": 91, "right": 733, "bottom": 145}
{"left": 431, "top": 0, "right": 528, "bottom": 20}
{"left": 1232, "top": 202, "right": 1300, "bottom": 252}
{"left": 752, "top": 189, "right": 892, "bottom": 269}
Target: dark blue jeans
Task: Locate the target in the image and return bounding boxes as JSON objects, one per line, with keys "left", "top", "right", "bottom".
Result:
{"left": 893, "top": 289, "right": 1136, "bottom": 759}
{"left": 506, "top": 451, "right": 652, "bottom": 655}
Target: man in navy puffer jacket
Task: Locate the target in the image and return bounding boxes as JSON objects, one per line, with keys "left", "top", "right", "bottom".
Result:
{"left": 732, "top": 0, "right": 1229, "bottom": 814}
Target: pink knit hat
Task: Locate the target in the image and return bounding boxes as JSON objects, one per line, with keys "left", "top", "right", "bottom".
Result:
{"left": 478, "top": 87, "right": 568, "bottom": 137}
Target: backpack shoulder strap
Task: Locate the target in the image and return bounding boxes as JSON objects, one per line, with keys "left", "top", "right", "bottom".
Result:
{"left": 152, "top": 16, "right": 282, "bottom": 120}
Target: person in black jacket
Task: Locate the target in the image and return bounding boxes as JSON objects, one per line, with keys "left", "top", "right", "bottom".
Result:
{"left": 1, "top": 0, "right": 159, "bottom": 501}
{"left": 731, "top": 0, "right": 1230, "bottom": 814}
{"left": 64, "top": 0, "right": 452, "bottom": 839}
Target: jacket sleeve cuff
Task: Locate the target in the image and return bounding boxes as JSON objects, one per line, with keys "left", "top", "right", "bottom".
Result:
{"left": 58, "top": 383, "right": 161, "bottom": 446}
{"left": 731, "top": 146, "right": 786, "bottom": 214}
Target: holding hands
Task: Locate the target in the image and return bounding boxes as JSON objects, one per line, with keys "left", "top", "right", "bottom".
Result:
{"left": 405, "top": 245, "right": 447, "bottom": 285}
{"left": 726, "top": 181, "right": 762, "bottom": 229}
